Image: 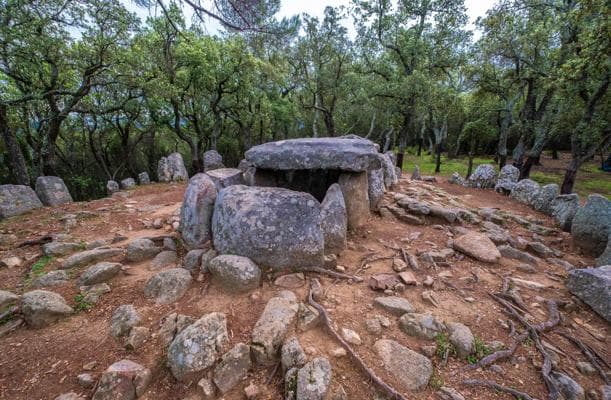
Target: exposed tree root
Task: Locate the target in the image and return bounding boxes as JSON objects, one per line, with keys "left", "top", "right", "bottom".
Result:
{"left": 17, "top": 234, "right": 53, "bottom": 248}
{"left": 558, "top": 332, "right": 610, "bottom": 384}
{"left": 307, "top": 283, "right": 407, "bottom": 400}
{"left": 463, "top": 379, "right": 538, "bottom": 400}
{"left": 300, "top": 267, "right": 363, "bottom": 282}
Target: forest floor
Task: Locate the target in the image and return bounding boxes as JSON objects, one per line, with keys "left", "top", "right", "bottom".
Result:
{"left": 0, "top": 176, "right": 609, "bottom": 400}
{"left": 403, "top": 150, "right": 611, "bottom": 199}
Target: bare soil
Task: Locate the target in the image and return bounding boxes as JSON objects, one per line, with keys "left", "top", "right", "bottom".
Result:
{"left": 0, "top": 179, "right": 608, "bottom": 400}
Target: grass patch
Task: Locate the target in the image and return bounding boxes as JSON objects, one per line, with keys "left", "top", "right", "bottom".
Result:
{"left": 429, "top": 370, "right": 444, "bottom": 390}
{"left": 467, "top": 336, "right": 493, "bottom": 364}
{"left": 73, "top": 293, "right": 93, "bottom": 312}
{"left": 435, "top": 333, "right": 457, "bottom": 359}
{"left": 29, "top": 256, "right": 53, "bottom": 278}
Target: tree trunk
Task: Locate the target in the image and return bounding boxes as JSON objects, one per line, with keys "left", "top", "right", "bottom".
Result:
{"left": 560, "top": 158, "right": 579, "bottom": 194}
{"left": 520, "top": 155, "right": 537, "bottom": 179}
{"left": 435, "top": 143, "right": 442, "bottom": 173}
{"left": 467, "top": 153, "right": 474, "bottom": 179}
{"left": 0, "top": 104, "right": 30, "bottom": 185}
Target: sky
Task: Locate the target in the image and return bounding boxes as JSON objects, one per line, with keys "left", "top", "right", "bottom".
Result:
{"left": 126, "top": 0, "right": 495, "bottom": 37}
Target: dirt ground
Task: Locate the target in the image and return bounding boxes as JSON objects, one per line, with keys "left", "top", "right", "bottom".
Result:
{"left": 0, "top": 178, "right": 608, "bottom": 400}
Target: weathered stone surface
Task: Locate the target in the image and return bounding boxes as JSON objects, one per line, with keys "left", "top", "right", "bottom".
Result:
{"left": 120, "top": 178, "right": 136, "bottom": 190}
{"left": 0, "top": 184, "right": 42, "bottom": 218}
{"left": 437, "top": 387, "right": 466, "bottom": 400}
{"left": 143, "top": 268, "right": 192, "bottom": 304}
{"left": 92, "top": 359, "right": 151, "bottom": 400}
{"left": 374, "top": 296, "right": 416, "bottom": 315}
{"left": 42, "top": 241, "right": 81, "bottom": 257}
{"left": 320, "top": 183, "right": 347, "bottom": 254}
{"left": 138, "top": 172, "right": 150, "bottom": 185}
{"left": 466, "top": 164, "right": 497, "bottom": 189}
{"left": 126, "top": 239, "right": 160, "bottom": 262}
{"left": 184, "top": 249, "right": 205, "bottom": 272}
{"left": 79, "top": 262, "right": 122, "bottom": 286}
{"left": 167, "top": 312, "right": 228, "bottom": 381}
{"left": 213, "top": 343, "right": 252, "bottom": 394}
{"left": 251, "top": 291, "right": 299, "bottom": 365}
{"left": 35, "top": 176, "right": 73, "bottom": 206}
{"left": 0, "top": 290, "right": 19, "bottom": 309}
{"left": 494, "top": 165, "right": 520, "bottom": 193}
{"left": 550, "top": 194, "right": 580, "bottom": 231}
{"left": 381, "top": 153, "right": 398, "bottom": 188}
{"left": 498, "top": 245, "right": 539, "bottom": 265}
{"left": 448, "top": 172, "right": 464, "bottom": 185}
{"left": 208, "top": 255, "right": 261, "bottom": 292}
{"left": 296, "top": 358, "right": 332, "bottom": 400}
{"left": 107, "top": 181, "right": 120, "bottom": 194}
{"left": 125, "top": 326, "right": 150, "bottom": 350}
{"left": 200, "top": 249, "right": 217, "bottom": 273}
{"left": 367, "top": 168, "right": 385, "bottom": 211}
{"left": 399, "top": 313, "right": 445, "bottom": 340}
{"left": 21, "top": 290, "right": 73, "bottom": 328}
{"left": 527, "top": 241, "right": 554, "bottom": 258}
{"left": 110, "top": 304, "right": 141, "bottom": 338}
{"left": 338, "top": 172, "right": 370, "bottom": 230}
{"left": 452, "top": 232, "right": 501, "bottom": 263}
{"left": 212, "top": 185, "right": 324, "bottom": 270}
{"left": 205, "top": 168, "right": 243, "bottom": 191}
{"left": 281, "top": 337, "right": 306, "bottom": 372}
{"left": 510, "top": 179, "right": 541, "bottom": 206}
{"left": 245, "top": 138, "right": 381, "bottom": 172}
{"left": 374, "top": 339, "right": 432, "bottom": 391}
{"left": 597, "top": 239, "right": 611, "bottom": 267}
{"left": 80, "top": 283, "right": 111, "bottom": 304}
{"left": 203, "top": 150, "right": 224, "bottom": 172}
{"left": 447, "top": 322, "right": 474, "bottom": 358}
{"left": 550, "top": 372, "right": 585, "bottom": 400}
{"left": 158, "top": 153, "right": 188, "bottom": 182}
{"left": 62, "top": 247, "right": 123, "bottom": 270}
{"left": 55, "top": 392, "right": 85, "bottom": 400}
{"left": 32, "top": 270, "right": 70, "bottom": 287}
{"left": 179, "top": 174, "right": 217, "bottom": 249}
{"left": 572, "top": 194, "right": 611, "bottom": 257}
{"left": 532, "top": 184, "right": 559, "bottom": 214}
{"left": 567, "top": 265, "right": 610, "bottom": 322}
{"left": 274, "top": 273, "right": 305, "bottom": 289}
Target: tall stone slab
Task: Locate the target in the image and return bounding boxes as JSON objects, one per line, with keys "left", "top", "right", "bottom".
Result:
{"left": 35, "top": 176, "right": 73, "bottom": 206}
{"left": 338, "top": 172, "right": 370, "bottom": 230}
{"left": 0, "top": 184, "right": 43, "bottom": 218}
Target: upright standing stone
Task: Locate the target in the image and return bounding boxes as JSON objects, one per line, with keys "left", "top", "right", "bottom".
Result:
{"left": 205, "top": 168, "right": 244, "bottom": 190}
{"left": 532, "top": 184, "right": 559, "bottom": 214}
{"left": 320, "top": 184, "right": 347, "bottom": 255}
{"left": 567, "top": 265, "right": 610, "bottom": 322}
{"left": 551, "top": 194, "right": 580, "bottom": 232}
{"left": 106, "top": 181, "right": 120, "bottom": 195}
{"left": 510, "top": 179, "right": 541, "bottom": 206}
{"left": 203, "top": 150, "right": 224, "bottom": 171}
{"left": 572, "top": 194, "right": 611, "bottom": 257}
{"left": 367, "top": 168, "right": 385, "bottom": 211}
{"left": 338, "top": 172, "right": 370, "bottom": 230}
{"left": 179, "top": 174, "right": 217, "bottom": 249}
{"left": 158, "top": 153, "right": 188, "bottom": 182}
{"left": 120, "top": 178, "right": 136, "bottom": 190}
{"left": 35, "top": 176, "right": 73, "bottom": 206}
{"left": 466, "top": 164, "right": 497, "bottom": 189}
{"left": 212, "top": 185, "right": 324, "bottom": 270}
{"left": 0, "top": 184, "right": 43, "bottom": 218}
{"left": 494, "top": 165, "right": 520, "bottom": 193}
{"left": 380, "top": 153, "right": 398, "bottom": 188}
{"left": 138, "top": 172, "right": 150, "bottom": 185}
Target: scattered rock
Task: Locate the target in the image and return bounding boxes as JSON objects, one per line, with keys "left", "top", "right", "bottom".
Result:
{"left": 532, "top": 184, "right": 559, "bottom": 214}
{"left": 32, "top": 270, "right": 69, "bottom": 287}
{"left": 0, "top": 290, "right": 19, "bottom": 308}
{"left": 251, "top": 291, "right": 299, "bottom": 365}
{"left": 374, "top": 296, "right": 415, "bottom": 315}
{"left": 244, "top": 383, "right": 260, "bottom": 399}
{"left": 0, "top": 184, "right": 43, "bottom": 218}
{"left": 465, "top": 164, "right": 497, "bottom": 189}
{"left": 550, "top": 371, "right": 585, "bottom": 400}
{"left": 213, "top": 343, "right": 252, "bottom": 394}
{"left": 437, "top": 387, "right": 466, "bottom": 400}
{"left": 399, "top": 313, "right": 445, "bottom": 340}
{"left": 149, "top": 251, "right": 177, "bottom": 269}
{"left": 452, "top": 232, "right": 501, "bottom": 263}
{"left": 62, "top": 248, "right": 123, "bottom": 270}
{"left": 341, "top": 328, "right": 362, "bottom": 345}
{"left": 167, "top": 312, "right": 228, "bottom": 381}
{"left": 158, "top": 153, "right": 188, "bottom": 182}
{"left": 203, "top": 149, "right": 224, "bottom": 171}
{"left": 143, "top": 268, "right": 192, "bottom": 304}
{"left": 198, "top": 378, "right": 216, "bottom": 399}
{"left": 80, "top": 283, "right": 111, "bottom": 304}
{"left": 55, "top": 393, "right": 85, "bottom": 400}
{"left": 106, "top": 181, "right": 119, "bottom": 194}
{"left": 275, "top": 273, "right": 306, "bottom": 289}
{"left": 92, "top": 359, "right": 151, "bottom": 400}
{"left": 42, "top": 242, "right": 81, "bottom": 257}
{"left": 77, "top": 373, "right": 95, "bottom": 388}
{"left": 125, "top": 326, "right": 150, "bottom": 350}
{"left": 320, "top": 183, "right": 348, "bottom": 254}
{"left": 576, "top": 361, "right": 596, "bottom": 376}
{"left": 78, "top": 262, "right": 122, "bottom": 286}
{"left": 447, "top": 322, "right": 474, "bottom": 358}
{"left": 110, "top": 304, "right": 140, "bottom": 338}
{"left": 494, "top": 165, "right": 520, "bottom": 193}
{"left": 571, "top": 194, "right": 611, "bottom": 257}
{"left": 527, "top": 241, "right": 554, "bottom": 258}
{"left": 120, "top": 178, "right": 136, "bottom": 190}
{"left": 200, "top": 249, "right": 217, "bottom": 273}
{"left": 126, "top": 239, "right": 160, "bottom": 262}
{"left": 0, "top": 256, "right": 23, "bottom": 268}
{"left": 137, "top": 172, "right": 150, "bottom": 185}
{"left": 298, "top": 303, "right": 321, "bottom": 332}
{"left": 368, "top": 273, "right": 402, "bottom": 291}
{"left": 184, "top": 249, "right": 205, "bottom": 272}
{"left": 35, "top": 176, "right": 73, "bottom": 206}
{"left": 498, "top": 245, "right": 539, "bottom": 265}
{"left": 21, "top": 290, "right": 73, "bottom": 328}
{"left": 374, "top": 339, "right": 432, "bottom": 391}
{"left": 212, "top": 185, "right": 324, "bottom": 270}
{"left": 448, "top": 172, "right": 464, "bottom": 185}
{"left": 567, "top": 265, "right": 610, "bottom": 322}
{"left": 281, "top": 337, "right": 307, "bottom": 371}
{"left": 208, "top": 255, "right": 261, "bottom": 292}
{"left": 516, "top": 263, "right": 537, "bottom": 273}
{"left": 296, "top": 357, "right": 332, "bottom": 400}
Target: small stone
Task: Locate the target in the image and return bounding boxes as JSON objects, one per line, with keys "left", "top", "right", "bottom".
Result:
{"left": 208, "top": 255, "right": 261, "bottom": 292}
{"left": 0, "top": 256, "right": 23, "bottom": 268}
{"left": 516, "top": 263, "right": 537, "bottom": 273}
{"left": 92, "top": 359, "right": 151, "bottom": 400}
{"left": 77, "top": 373, "right": 95, "bottom": 388}
{"left": 399, "top": 313, "right": 445, "bottom": 340}
{"left": 213, "top": 343, "right": 252, "bottom": 394}
{"left": 55, "top": 393, "right": 85, "bottom": 400}
{"left": 125, "top": 326, "right": 150, "bottom": 350}
{"left": 143, "top": 268, "right": 192, "bottom": 304}
{"left": 296, "top": 358, "right": 332, "bottom": 400}
{"left": 392, "top": 258, "right": 408, "bottom": 272}
{"left": 366, "top": 318, "right": 382, "bottom": 335}
{"left": 398, "top": 271, "right": 417, "bottom": 285}
{"left": 281, "top": 337, "right": 306, "bottom": 371}
{"left": 149, "top": 250, "right": 177, "bottom": 269}
{"left": 78, "top": 262, "right": 122, "bottom": 286}
{"left": 374, "top": 339, "right": 432, "bottom": 391}
{"left": 244, "top": 383, "right": 260, "bottom": 399}
{"left": 420, "top": 345, "right": 436, "bottom": 358}
{"left": 447, "top": 322, "right": 475, "bottom": 358}
{"left": 110, "top": 304, "right": 140, "bottom": 338}
{"left": 197, "top": 378, "right": 215, "bottom": 399}
{"left": 20, "top": 290, "right": 73, "bottom": 328}
{"left": 275, "top": 273, "right": 306, "bottom": 289}
{"left": 32, "top": 270, "right": 69, "bottom": 288}
{"left": 332, "top": 347, "right": 347, "bottom": 357}
{"left": 576, "top": 361, "right": 596, "bottom": 376}
{"left": 298, "top": 303, "right": 321, "bottom": 332}
{"left": 126, "top": 238, "right": 161, "bottom": 262}
{"left": 374, "top": 296, "right": 415, "bottom": 315}
{"left": 341, "top": 327, "right": 362, "bottom": 345}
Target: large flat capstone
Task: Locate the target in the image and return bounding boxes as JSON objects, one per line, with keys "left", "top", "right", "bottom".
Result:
{"left": 212, "top": 185, "right": 324, "bottom": 269}
{"left": 244, "top": 138, "right": 381, "bottom": 172}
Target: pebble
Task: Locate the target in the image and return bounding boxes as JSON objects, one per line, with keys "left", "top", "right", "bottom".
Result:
{"left": 332, "top": 348, "right": 347, "bottom": 357}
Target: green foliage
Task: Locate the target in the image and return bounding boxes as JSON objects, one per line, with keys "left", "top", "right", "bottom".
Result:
{"left": 429, "top": 370, "right": 445, "bottom": 390}
{"left": 467, "top": 336, "right": 493, "bottom": 364}
{"left": 435, "top": 333, "right": 457, "bottom": 359}
{"left": 30, "top": 256, "right": 53, "bottom": 278}
{"left": 73, "top": 294, "right": 93, "bottom": 312}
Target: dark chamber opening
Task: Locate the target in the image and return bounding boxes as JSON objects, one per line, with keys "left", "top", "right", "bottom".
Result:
{"left": 253, "top": 168, "right": 341, "bottom": 202}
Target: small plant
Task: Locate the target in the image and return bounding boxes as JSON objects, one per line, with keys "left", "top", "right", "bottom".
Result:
{"left": 30, "top": 255, "right": 53, "bottom": 277}
{"left": 74, "top": 293, "right": 93, "bottom": 312}
{"left": 473, "top": 336, "right": 492, "bottom": 359}
{"left": 77, "top": 241, "right": 87, "bottom": 250}
{"left": 429, "top": 370, "right": 444, "bottom": 390}
{"left": 435, "top": 333, "right": 457, "bottom": 359}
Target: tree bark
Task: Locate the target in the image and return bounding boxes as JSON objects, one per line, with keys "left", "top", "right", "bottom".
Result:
{"left": 0, "top": 104, "right": 30, "bottom": 185}
{"left": 560, "top": 159, "right": 578, "bottom": 194}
